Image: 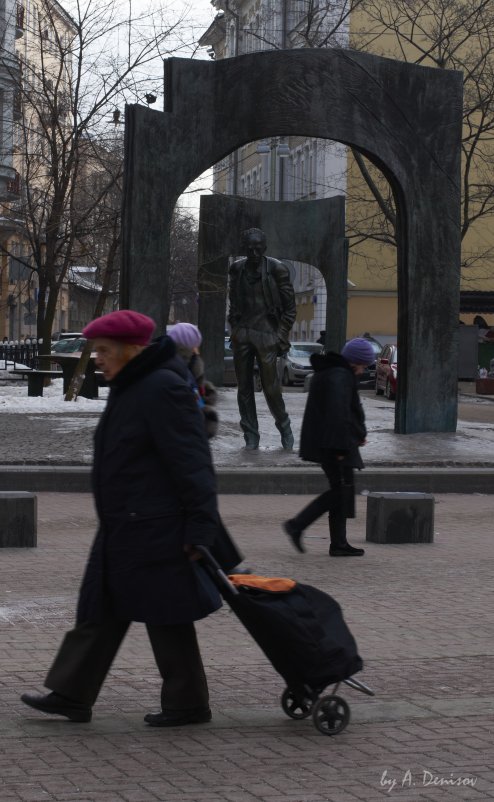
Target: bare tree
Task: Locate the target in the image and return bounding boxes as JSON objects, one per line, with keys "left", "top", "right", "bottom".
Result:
{"left": 168, "top": 207, "right": 199, "bottom": 324}
{"left": 347, "top": 0, "right": 494, "bottom": 278}
{"left": 225, "top": 0, "right": 494, "bottom": 279}
{"left": 64, "top": 134, "right": 122, "bottom": 400}
{"left": 2, "top": 0, "right": 196, "bottom": 357}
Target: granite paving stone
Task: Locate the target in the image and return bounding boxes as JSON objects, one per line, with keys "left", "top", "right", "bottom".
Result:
{"left": 0, "top": 492, "right": 493, "bottom": 801}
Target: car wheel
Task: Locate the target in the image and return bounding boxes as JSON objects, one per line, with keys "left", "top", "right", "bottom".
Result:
{"left": 282, "top": 368, "right": 291, "bottom": 387}
{"left": 385, "top": 379, "right": 395, "bottom": 400}
{"left": 375, "top": 379, "right": 384, "bottom": 396}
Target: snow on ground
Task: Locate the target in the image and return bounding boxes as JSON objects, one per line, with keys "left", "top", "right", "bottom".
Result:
{"left": 0, "top": 368, "right": 108, "bottom": 413}
{"left": 1, "top": 367, "right": 493, "bottom": 465}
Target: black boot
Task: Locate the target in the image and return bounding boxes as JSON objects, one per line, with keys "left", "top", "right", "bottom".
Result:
{"left": 329, "top": 510, "right": 365, "bottom": 557}
{"left": 283, "top": 519, "right": 305, "bottom": 553}
{"left": 329, "top": 543, "right": 365, "bottom": 557}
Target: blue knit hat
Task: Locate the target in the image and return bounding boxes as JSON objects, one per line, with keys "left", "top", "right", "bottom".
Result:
{"left": 341, "top": 338, "right": 376, "bottom": 366}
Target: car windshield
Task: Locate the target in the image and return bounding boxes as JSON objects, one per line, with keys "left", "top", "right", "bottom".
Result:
{"left": 52, "top": 340, "right": 73, "bottom": 352}
{"left": 290, "top": 344, "right": 323, "bottom": 358}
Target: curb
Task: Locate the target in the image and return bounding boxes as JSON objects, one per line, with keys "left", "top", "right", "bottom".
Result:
{"left": 0, "top": 465, "right": 493, "bottom": 494}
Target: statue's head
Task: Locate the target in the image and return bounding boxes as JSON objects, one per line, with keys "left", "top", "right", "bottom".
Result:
{"left": 241, "top": 228, "right": 267, "bottom": 264}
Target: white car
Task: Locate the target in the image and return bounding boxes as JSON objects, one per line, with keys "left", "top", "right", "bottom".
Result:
{"left": 278, "top": 342, "right": 324, "bottom": 386}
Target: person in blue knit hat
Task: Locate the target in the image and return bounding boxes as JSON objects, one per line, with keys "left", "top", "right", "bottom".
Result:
{"left": 283, "top": 337, "right": 375, "bottom": 557}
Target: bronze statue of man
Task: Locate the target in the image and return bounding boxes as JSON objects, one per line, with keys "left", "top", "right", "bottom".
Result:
{"left": 228, "top": 228, "right": 296, "bottom": 450}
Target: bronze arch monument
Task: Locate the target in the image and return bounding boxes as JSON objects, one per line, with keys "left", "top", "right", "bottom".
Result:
{"left": 122, "top": 48, "right": 462, "bottom": 434}
{"left": 197, "top": 194, "right": 347, "bottom": 387}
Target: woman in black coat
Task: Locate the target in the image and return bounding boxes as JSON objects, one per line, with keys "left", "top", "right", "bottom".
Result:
{"left": 21, "top": 310, "right": 222, "bottom": 728}
{"left": 167, "top": 321, "right": 245, "bottom": 572}
{"left": 283, "top": 338, "right": 375, "bottom": 557}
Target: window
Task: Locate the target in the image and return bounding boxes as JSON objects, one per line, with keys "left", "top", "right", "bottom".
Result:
{"left": 229, "top": 24, "right": 235, "bottom": 56}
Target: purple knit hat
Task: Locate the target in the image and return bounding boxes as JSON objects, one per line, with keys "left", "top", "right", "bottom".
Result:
{"left": 341, "top": 338, "right": 376, "bottom": 366}
{"left": 167, "top": 322, "right": 202, "bottom": 350}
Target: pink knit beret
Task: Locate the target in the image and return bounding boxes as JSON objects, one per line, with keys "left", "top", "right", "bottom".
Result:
{"left": 83, "top": 310, "right": 155, "bottom": 345}
{"left": 167, "top": 322, "right": 202, "bottom": 350}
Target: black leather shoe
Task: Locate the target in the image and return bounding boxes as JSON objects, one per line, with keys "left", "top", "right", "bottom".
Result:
{"left": 329, "top": 543, "right": 365, "bottom": 557}
{"left": 283, "top": 520, "right": 305, "bottom": 553}
{"left": 144, "top": 708, "right": 212, "bottom": 727}
{"left": 20, "top": 691, "right": 92, "bottom": 722}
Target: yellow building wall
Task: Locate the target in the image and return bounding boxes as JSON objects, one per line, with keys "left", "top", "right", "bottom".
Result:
{"left": 347, "top": 293, "right": 397, "bottom": 339}
{"left": 347, "top": 6, "right": 494, "bottom": 298}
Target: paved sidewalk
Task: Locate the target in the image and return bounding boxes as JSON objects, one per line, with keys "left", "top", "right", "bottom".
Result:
{"left": 1, "top": 492, "right": 493, "bottom": 801}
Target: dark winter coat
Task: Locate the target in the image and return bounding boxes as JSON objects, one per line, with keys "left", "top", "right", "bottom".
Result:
{"left": 77, "top": 335, "right": 222, "bottom": 626}
{"left": 299, "top": 352, "right": 367, "bottom": 469}
{"left": 188, "top": 353, "right": 219, "bottom": 439}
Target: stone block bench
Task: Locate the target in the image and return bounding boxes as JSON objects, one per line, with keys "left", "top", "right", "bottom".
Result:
{"left": 0, "top": 492, "right": 37, "bottom": 547}
{"left": 366, "top": 491, "right": 434, "bottom": 544}
{"left": 10, "top": 368, "right": 64, "bottom": 397}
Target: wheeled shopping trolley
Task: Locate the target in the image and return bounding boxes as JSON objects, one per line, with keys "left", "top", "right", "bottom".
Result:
{"left": 198, "top": 547, "right": 374, "bottom": 736}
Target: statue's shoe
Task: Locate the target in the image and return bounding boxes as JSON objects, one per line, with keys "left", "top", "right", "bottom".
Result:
{"left": 281, "top": 430, "right": 294, "bottom": 450}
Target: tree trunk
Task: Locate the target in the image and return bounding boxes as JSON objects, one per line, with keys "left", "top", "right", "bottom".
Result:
{"left": 64, "top": 236, "right": 119, "bottom": 401}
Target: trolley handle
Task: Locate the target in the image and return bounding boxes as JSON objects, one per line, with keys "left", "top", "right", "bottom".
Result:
{"left": 195, "top": 545, "right": 240, "bottom": 595}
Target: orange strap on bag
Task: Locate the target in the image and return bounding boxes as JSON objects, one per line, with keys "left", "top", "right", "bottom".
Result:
{"left": 228, "top": 574, "right": 296, "bottom": 593}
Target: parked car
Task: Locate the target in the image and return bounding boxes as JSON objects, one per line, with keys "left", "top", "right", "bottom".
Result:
{"left": 51, "top": 336, "right": 86, "bottom": 354}
{"left": 55, "top": 331, "right": 84, "bottom": 340}
{"left": 224, "top": 339, "right": 261, "bottom": 391}
{"left": 278, "top": 342, "right": 324, "bottom": 386}
{"left": 303, "top": 336, "right": 382, "bottom": 392}
{"left": 375, "top": 343, "right": 398, "bottom": 399}
{"left": 354, "top": 337, "right": 383, "bottom": 389}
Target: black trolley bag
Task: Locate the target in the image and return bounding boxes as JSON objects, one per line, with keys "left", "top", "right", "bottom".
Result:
{"left": 198, "top": 547, "right": 374, "bottom": 736}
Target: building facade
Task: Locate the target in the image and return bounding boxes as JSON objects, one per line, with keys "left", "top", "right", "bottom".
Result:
{"left": 0, "top": 0, "right": 23, "bottom": 336}
{"left": 200, "top": 0, "right": 494, "bottom": 340}
{"left": 0, "top": 0, "right": 78, "bottom": 341}
{"left": 199, "top": 0, "right": 350, "bottom": 342}
{"left": 346, "top": 1, "right": 494, "bottom": 331}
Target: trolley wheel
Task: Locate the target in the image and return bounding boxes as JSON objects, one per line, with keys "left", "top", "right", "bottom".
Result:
{"left": 312, "top": 694, "right": 350, "bottom": 736}
{"left": 281, "top": 688, "right": 313, "bottom": 719}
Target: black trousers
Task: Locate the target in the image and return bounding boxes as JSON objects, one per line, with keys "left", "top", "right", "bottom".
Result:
{"left": 44, "top": 604, "right": 209, "bottom": 711}
{"left": 291, "top": 460, "right": 355, "bottom": 546}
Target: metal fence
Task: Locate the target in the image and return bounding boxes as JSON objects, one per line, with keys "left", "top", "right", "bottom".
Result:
{"left": 0, "top": 339, "right": 41, "bottom": 370}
